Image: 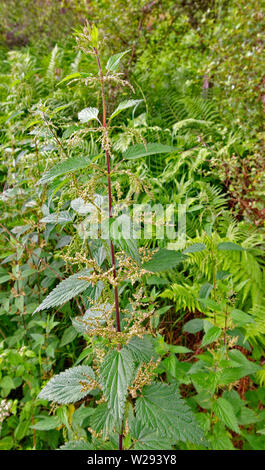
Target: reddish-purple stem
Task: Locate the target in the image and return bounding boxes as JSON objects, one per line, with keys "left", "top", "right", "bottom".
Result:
{"left": 94, "top": 47, "right": 123, "bottom": 450}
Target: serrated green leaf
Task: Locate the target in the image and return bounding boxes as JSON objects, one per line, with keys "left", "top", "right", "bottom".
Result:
{"left": 38, "top": 366, "right": 96, "bottom": 404}
{"left": 198, "top": 298, "right": 222, "bottom": 311}
{"left": 90, "top": 403, "right": 116, "bottom": 437}
{"left": 78, "top": 107, "right": 99, "bottom": 123}
{"left": 60, "top": 326, "right": 78, "bottom": 347}
{"left": 91, "top": 24, "right": 99, "bottom": 47}
{"left": 0, "top": 436, "right": 14, "bottom": 450}
{"left": 135, "top": 383, "right": 206, "bottom": 445}
{"left": 40, "top": 211, "right": 73, "bottom": 224}
{"left": 106, "top": 50, "right": 130, "bottom": 72}
{"left": 124, "top": 143, "right": 177, "bottom": 160}
{"left": 199, "top": 282, "right": 213, "bottom": 299}
{"left": 127, "top": 336, "right": 158, "bottom": 363}
{"left": 14, "top": 419, "right": 30, "bottom": 441}
{"left": 231, "top": 309, "right": 255, "bottom": 326}
{"left": 57, "top": 72, "right": 90, "bottom": 87}
{"left": 73, "top": 405, "right": 95, "bottom": 427}
{"left": 130, "top": 418, "right": 173, "bottom": 450}
{"left": 183, "top": 318, "right": 204, "bottom": 334}
{"left": 208, "top": 422, "right": 235, "bottom": 450}
{"left": 183, "top": 243, "right": 206, "bottom": 254}
{"left": 100, "top": 349, "right": 135, "bottom": 423}
{"left": 143, "top": 248, "right": 185, "bottom": 273}
{"left": 72, "top": 303, "right": 112, "bottom": 335}
{"left": 217, "top": 242, "right": 245, "bottom": 251}
{"left": 110, "top": 214, "right": 140, "bottom": 264}
{"left": 202, "top": 326, "right": 222, "bottom": 346}
{"left": 32, "top": 415, "right": 60, "bottom": 431}
{"left": 212, "top": 397, "right": 240, "bottom": 433}
{"left": 169, "top": 345, "right": 192, "bottom": 354}
{"left": 37, "top": 155, "right": 93, "bottom": 185}
{"left": 110, "top": 99, "right": 143, "bottom": 120}
{"left": 59, "top": 440, "right": 94, "bottom": 450}
{"left": 34, "top": 269, "right": 91, "bottom": 313}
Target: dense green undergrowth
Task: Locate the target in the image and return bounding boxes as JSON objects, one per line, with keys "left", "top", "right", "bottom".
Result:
{"left": 0, "top": 1, "right": 264, "bottom": 451}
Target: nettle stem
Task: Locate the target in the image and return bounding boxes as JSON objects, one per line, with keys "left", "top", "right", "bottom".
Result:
{"left": 94, "top": 47, "right": 123, "bottom": 450}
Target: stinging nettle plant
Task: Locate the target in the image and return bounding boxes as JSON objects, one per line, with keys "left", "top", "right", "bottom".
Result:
{"left": 35, "top": 24, "right": 206, "bottom": 450}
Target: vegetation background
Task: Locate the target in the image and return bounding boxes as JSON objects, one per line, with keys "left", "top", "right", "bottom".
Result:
{"left": 0, "top": 0, "right": 264, "bottom": 450}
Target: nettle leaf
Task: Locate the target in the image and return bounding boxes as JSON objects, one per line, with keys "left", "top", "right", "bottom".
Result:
{"left": 37, "top": 155, "right": 93, "bottom": 185}
{"left": 106, "top": 50, "right": 130, "bottom": 72}
{"left": 183, "top": 243, "right": 206, "bottom": 254}
{"left": 60, "top": 440, "right": 94, "bottom": 450}
{"left": 199, "top": 282, "right": 213, "bottom": 299}
{"left": 231, "top": 309, "right": 255, "bottom": 326}
{"left": 198, "top": 298, "right": 222, "bottom": 312}
{"left": 90, "top": 403, "right": 116, "bottom": 437}
{"left": 72, "top": 303, "right": 112, "bottom": 335}
{"left": 201, "top": 326, "right": 222, "bottom": 347}
{"left": 110, "top": 214, "right": 140, "bottom": 264}
{"left": 32, "top": 415, "right": 60, "bottom": 431}
{"left": 143, "top": 248, "right": 185, "bottom": 273}
{"left": 57, "top": 72, "right": 90, "bottom": 87}
{"left": 71, "top": 197, "right": 93, "bottom": 215}
{"left": 124, "top": 143, "right": 177, "bottom": 160}
{"left": 78, "top": 107, "right": 100, "bottom": 124}
{"left": 110, "top": 99, "right": 143, "bottom": 120}
{"left": 60, "top": 326, "right": 78, "bottom": 347}
{"left": 130, "top": 418, "right": 173, "bottom": 450}
{"left": 219, "top": 350, "right": 261, "bottom": 385}
{"left": 183, "top": 318, "right": 204, "bottom": 334}
{"left": 217, "top": 242, "right": 245, "bottom": 252}
{"left": 127, "top": 336, "right": 158, "bottom": 363}
{"left": 40, "top": 211, "right": 73, "bottom": 224}
{"left": 100, "top": 348, "right": 135, "bottom": 423}
{"left": 135, "top": 383, "right": 206, "bottom": 446}
{"left": 212, "top": 398, "right": 240, "bottom": 434}
{"left": 38, "top": 366, "right": 96, "bottom": 404}
{"left": 34, "top": 269, "right": 91, "bottom": 313}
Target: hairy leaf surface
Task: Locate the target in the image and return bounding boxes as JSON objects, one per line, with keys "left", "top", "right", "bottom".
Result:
{"left": 38, "top": 366, "right": 96, "bottom": 404}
